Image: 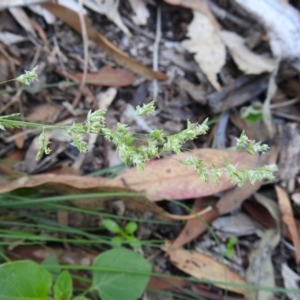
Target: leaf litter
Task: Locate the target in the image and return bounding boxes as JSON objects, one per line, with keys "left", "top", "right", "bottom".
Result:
{"left": 0, "top": 0, "right": 300, "bottom": 298}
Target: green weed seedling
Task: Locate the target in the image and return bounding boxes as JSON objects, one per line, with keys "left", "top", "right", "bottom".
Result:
{"left": 102, "top": 219, "right": 141, "bottom": 248}
{"left": 0, "top": 248, "right": 151, "bottom": 300}
{"left": 241, "top": 101, "right": 264, "bottom": 123}
{"left": 225, "top": 236, "right": 238, "bottom": 259}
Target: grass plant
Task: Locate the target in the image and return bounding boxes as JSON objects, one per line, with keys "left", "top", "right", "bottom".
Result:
{"left": 0, "top": 66, "right": 287, "bottom": 300}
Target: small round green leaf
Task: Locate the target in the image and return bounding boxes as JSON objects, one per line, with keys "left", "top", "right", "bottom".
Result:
{"left": 124, "top": 222, "right": 138, "bottom": 234}
{"left": 92, "top": 248, "right": 151, "bottom": 300}
{"left": 102, "top": 219, "right": 121, "bottom": 233}
{"left": 0, "top": 260, "right": 52, "bottom": 300}
{"left": 54, "top": 270, "right": 73, "bottom": 300}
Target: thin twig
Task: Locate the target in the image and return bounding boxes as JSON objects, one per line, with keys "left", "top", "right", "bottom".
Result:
{"left": 30, "top": 45, "right": 42, "bottom": 70}
{"left": 54, "top": 68, "right": 98, "bottom": 108}
{"left": 270, "top": 96, "right": 300, "bottom": 109}
{"left": 166, "top": 206, "right": 212, "bottom": 221}
{"left": 152, "top": 4, "right": 161, "bottom": 102}
{"left": 70, "top": 0, "right": 89, "bottom": 171}
{"left": 263, "top": 60, "right": 280, "bottom": 138}
{"left": 272, "top": 111, "right": 300, "bottom": 122}
{"left": 52, "top": 36, "right": 69, "bottom": 83}
{"left": 73, "top": 0, "right": 89, "bottom": 108}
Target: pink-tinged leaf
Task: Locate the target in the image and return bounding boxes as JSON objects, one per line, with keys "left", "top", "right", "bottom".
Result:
{"left": 0, "top": 149, "right": 257, "bottom": 202}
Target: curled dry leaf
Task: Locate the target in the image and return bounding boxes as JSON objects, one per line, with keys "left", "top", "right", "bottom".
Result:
{"left": 233, "top": 0, "right": 300, "bottom": 69}
{"left": 244, "top": 196, "right": 300, "bottom": 244}
{"left": 165, "top": 0, "right": 225, "bottom": 90}
{"left": 163, "top": 241, "right": 246, "bottom": 295}
{"left": 253, "top": 193, "right": 281, "bottom": 228}
{"left": 181, "top": 11, "right": 225, "bottom": 90}
{"left": 220, "top": 30, "right": 276, "bottom": 74}
{"left": 246, "top": 229, "right": 280, "bottom": 300}
{"left": 243, "top": 200, "right": 278, "bottom": 231}
{"left": 245, "top": 192, "right": 281, "bottom": 300}
{"left": 41, "top": 2, "right": 168, "bottom": 80}
{"left": 275, "top": 185, "right": 300, "bottom": 263}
